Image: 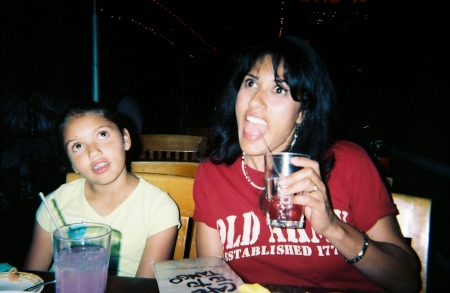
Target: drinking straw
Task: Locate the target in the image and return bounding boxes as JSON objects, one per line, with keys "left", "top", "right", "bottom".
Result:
{"left": 38, "top": 192, "right": 64, "bottom": 237}
{"left": 262, "top": 136, "right": 281, "bottom": 176}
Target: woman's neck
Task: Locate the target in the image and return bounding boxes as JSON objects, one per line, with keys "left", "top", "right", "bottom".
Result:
{"left": 244, "top": 153, "right": 265, "bottom": 171}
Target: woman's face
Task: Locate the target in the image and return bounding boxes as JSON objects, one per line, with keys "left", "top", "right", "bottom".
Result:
{"left": 63, "top": 113, "right": 131, "bottom": 184}
{"left": 236, "top": 56, "right": 302, "bottom": 156}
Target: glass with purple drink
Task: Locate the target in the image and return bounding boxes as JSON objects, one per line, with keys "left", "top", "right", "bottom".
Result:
{"left": 53, "top": 222, "right": 111, "bottom": 293}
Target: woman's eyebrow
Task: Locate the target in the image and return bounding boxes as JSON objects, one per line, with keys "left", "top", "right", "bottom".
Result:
{"left": 246, "top": 73, "right": 258, "bottom": 80}
{"left": 275, "top": 77, "right": 287, "bottom": 84}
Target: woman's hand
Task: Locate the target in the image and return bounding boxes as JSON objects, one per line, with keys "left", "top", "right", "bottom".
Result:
{"left": 277, "top": 156, "right": 337, "bottom": 236}
{"left": 277, "top": 156, "right": 421, "bottom": 292}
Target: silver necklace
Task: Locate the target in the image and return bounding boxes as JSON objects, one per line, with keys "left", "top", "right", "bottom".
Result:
{"left": 241, "top": 153, "right": 265, "bottom": 190}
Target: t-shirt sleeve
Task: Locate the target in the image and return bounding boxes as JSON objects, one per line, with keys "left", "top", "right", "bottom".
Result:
{"left": 36, "top": 201, "right": 52, "bottom": 232}
{"left": 331, "top": 141, "right": 398, "bottom": 232}
{"left": 146, "top": 188, "right": 181, "bottom": 237}
{"left": 193, "top": 162, "right": 217, "bottom": 228}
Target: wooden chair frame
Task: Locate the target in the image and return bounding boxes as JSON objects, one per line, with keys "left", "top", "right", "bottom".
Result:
{"left": 392, "top": 193, "right": 431, "bottom": 293}
{"left": 139, "top": 134, "right": 204, "bottom": 161}
{"left": 131, "top": 161, "right": 198, "bottom": 178}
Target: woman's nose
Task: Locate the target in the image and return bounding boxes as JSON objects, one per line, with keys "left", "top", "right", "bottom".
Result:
{"left": 249, "top": 89, "right": 265, "bottom": 109}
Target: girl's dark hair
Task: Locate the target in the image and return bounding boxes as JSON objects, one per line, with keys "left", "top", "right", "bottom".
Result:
{"left": 203, "top": 36, "right": 338, "bottom": 179}
{"left": 59, "top": 101, "right": 125, "bottom": 139}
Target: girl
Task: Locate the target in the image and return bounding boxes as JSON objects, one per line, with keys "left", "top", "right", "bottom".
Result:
{"left": 24, "top": 102, "right": 180, "bottom": 278}
{"left": 193, "top": 37, "right": 421, "bottom": 292}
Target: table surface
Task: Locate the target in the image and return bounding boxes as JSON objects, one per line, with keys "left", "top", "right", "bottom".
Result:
{"left": 25, "top": 270, "right": 365, "bottom": 293}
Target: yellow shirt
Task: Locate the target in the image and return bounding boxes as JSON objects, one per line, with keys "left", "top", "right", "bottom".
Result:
{"left": 36, "top": 177, "right": 180, "bottom": 277}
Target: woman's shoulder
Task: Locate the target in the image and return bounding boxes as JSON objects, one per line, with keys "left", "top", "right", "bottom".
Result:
{"left": 331, "top": 140, "right": 371, "bottom": 160}
{"left": 197, "top": 158, "right": 239, "bottom": 175}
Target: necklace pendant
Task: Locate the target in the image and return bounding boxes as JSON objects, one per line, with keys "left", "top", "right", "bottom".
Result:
{"left": 241, "top": 153, "right": 265, "bottom": 190}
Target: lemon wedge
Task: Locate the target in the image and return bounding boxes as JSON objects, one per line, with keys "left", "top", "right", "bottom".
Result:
{"left": 238, "top": 283, "right": 271, "bottom": 293}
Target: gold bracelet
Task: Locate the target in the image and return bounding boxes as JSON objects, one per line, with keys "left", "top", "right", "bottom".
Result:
{"left": 342, "top": 230, "right": 369, "bottom": 264}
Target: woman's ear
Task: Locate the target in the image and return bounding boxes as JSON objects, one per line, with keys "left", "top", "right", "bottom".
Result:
{"left": 296, "top": 111, "right": 304, "bottom": 124}
{"left": 122, "top": 128, "right": 132, "bottom": 151}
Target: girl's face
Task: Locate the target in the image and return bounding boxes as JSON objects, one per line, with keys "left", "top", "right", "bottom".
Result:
{"left": 236, "top": 56, "right": 303, "bottom": 156}
{"left": 63, "top": 113, "right": 131, "bottom": 184}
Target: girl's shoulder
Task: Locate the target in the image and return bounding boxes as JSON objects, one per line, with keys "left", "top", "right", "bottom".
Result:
{"left": 135, "top": 176, "right": 175, "bottom": 198}
{"left": 47, "top": 178, "right": 85, "bottom": 200}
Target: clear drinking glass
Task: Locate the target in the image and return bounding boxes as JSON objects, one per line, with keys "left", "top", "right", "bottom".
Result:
{"left": 265, "top": 152, "right": 310, "bottom": 229}
{"left": 53, "top": 222, "right": 112, "bottom": 293}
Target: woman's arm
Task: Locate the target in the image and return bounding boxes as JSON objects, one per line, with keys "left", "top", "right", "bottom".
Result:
{"left": 196, "top": 222, "right": 224, "bottom": 258}
{"left": 359, "top": 216, "right": 421, "bottom": 291}
{"left": 135, "top": 225, "right": 178, "bottom": 278}
{"left": 324, "top": 215, "right": 421, "bottom": 292}
{"left": 285, "top": 156, "right": 421, "bottom": 292}
{"left": 23, "top": 221, "right": 53, "bottom": 270}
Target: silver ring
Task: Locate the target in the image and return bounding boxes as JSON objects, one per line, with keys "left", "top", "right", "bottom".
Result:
{"left": 312, "top": 185, "right": 318, "bottom": 191}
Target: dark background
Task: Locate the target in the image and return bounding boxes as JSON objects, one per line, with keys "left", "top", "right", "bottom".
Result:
{"left": 1, "top": 0, "right": 449, "bottom": 291}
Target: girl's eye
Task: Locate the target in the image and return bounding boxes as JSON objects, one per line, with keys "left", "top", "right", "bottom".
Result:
{"left": 71, "top": 143, "right": 82, "bottom": 152}
{"left": 98, "top": 131, "right": 109, "bottom": 139}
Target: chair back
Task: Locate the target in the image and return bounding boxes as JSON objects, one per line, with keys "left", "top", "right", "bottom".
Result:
{"left": 66, "top": 172, "right": 82, "bottom": 183}
{"left": 65, "top": 170, "right": 197, "bottom": 259}
{"left": 135, "top": 172, "right": 195, "bottom": 218}
{"left": 131, "top": 161, "right": 198, "bottom": 178}
{"left": 392, "top": 193, "right": 431, "bottom": 293}
{"left": 186, "top": 127, "right": 210, "bottom": 137}
{"left": 139, "top": 134, "right": 204, "bottom": 161}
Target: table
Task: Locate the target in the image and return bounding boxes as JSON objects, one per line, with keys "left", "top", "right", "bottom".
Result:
{"left": 25, "top": 270, "right": 365, "bottom": 293}
{"left": 25, "top": 270, "right": 158, "bottom": 293}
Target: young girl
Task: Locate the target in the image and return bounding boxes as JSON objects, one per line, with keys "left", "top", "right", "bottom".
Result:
{"left": 24, "top": 102, "right": 180, "bottom": 278}
{"left": 194, "top": 36, "right": 421, "bottom": 291}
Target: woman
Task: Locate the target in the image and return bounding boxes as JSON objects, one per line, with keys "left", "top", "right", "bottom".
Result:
{"left": 193, "top": 36, "right": 421, "bottom": 292}
{"left": 24, "top": 102, "right": 180, "bottom": 278}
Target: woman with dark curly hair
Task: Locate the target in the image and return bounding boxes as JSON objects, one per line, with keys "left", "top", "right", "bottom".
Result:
{"left": 193, "top": 36, "right": 421, "bottom": 292}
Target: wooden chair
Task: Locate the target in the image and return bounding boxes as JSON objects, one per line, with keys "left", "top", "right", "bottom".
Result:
{"left": 392, "top": 193, "right": 432, "bottom": 293}
{"left": 139, "top": 134, "right": 205, "bottom": 161}
{"left": 186, "top": 127, "right": 210, "bottom": 137}
{"left": 131, "top": 161, "right": 198, "bottom": 178}
{"left": 65, "top": 171, "right": 196, "bottom": 260}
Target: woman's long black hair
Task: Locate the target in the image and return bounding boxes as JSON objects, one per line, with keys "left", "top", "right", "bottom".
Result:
{"left": 203, "top": 36, "right": 339, "bottom": 180}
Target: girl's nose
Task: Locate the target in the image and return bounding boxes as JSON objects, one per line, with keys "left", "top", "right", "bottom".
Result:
{"left": 88, "top": 145, "right": 102, "bottom": 159}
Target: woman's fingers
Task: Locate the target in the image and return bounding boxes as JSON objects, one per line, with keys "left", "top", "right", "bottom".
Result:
{"left": 278, "top": 166, "right": 322, "bottom": 196}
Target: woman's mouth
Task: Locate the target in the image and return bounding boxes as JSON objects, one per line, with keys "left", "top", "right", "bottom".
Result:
{"left": 243, "top": 116, "right": 268, "bottom": 141}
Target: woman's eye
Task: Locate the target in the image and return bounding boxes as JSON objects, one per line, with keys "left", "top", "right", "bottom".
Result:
{"left": 99, "top": 131, "right": 109, "bottom": 139}
{"left": 245, "top": 79, "right": 255, "bottom": 87}
{"left": 275, "top": 86, "right": 287, "bottom": 94}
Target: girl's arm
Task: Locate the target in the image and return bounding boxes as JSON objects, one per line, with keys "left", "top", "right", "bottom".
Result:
{"left": 23, "top": 221, "right": 53, "bottom": 270}
{"left": 196, "top": 222, "right": 224, "bottom": 258}
{"left": 135, "top": 225, "right": 178, "bottom": 278}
